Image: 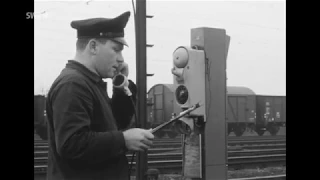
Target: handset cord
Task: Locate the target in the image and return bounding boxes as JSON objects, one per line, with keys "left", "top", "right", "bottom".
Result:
{"left": 129, "top": 0, "right": 137, "bottom": 176}
{"left": 128, "top": 95, "right": 138, "bottom": 178}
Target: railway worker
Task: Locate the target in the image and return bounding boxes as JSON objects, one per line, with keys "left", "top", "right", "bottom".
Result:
{"left": 45, "top": 11, "right": 154, "bottom": 180}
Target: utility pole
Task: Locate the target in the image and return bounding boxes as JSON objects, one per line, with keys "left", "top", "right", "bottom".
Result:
{"left": 135, "top": 0, "right": 154, "bottom": 179}
{"left": 135, "top": 0, "right": 148, "bottom": 180}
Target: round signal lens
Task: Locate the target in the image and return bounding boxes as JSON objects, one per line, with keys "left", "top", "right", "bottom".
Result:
{"left": 175, "top": 85, "right": 189, "bottom": 105}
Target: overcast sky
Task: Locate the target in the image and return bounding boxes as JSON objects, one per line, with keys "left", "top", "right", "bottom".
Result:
{"left": 34, "top": 0, "right": 286, "bottom": 96}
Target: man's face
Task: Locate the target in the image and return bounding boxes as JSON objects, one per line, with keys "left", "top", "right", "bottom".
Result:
{"left": 93, "top": 39, "right": 124, "bottom": 78}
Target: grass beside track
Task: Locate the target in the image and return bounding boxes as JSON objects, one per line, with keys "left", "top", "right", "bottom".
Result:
{"left": 129, "top": 166, "right": 286, "bottom": 180}
{"left": 228, "top": 166, "right": 286, "bottom": 179}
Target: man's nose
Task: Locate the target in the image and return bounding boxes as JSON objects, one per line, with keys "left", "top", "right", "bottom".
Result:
{"left": 117, "top": 52, "right": 124, "bottom": 63}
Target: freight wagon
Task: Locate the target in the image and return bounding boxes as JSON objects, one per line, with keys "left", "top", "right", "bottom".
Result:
{"left": 147, "top": 84, "right": 286, "bottom": 138}
{"left": 146, "top": 84, "right": 180, "bottom": 138}
{"left": 255, "top": 95, "right": 286, "bottom": 136}
{"left": 34, "top": 84, "right": 286, "bottom": 140}
{"left": 226, "top": 86, "right": 256, "bottom": 136}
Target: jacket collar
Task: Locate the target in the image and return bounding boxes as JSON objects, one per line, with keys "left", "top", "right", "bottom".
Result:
{"left": 65, "top": 60, "right": 104, "bottom": 85}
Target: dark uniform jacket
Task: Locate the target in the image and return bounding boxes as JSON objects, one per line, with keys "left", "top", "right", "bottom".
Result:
{"left": 45, "top": 60, "right": 137, "bottom": 180}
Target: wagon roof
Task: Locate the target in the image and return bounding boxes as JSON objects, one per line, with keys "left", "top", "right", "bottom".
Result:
{"left": 149, "top": 84, "right": 255, "bottom": 96}
{"left": 227, "top": 86, "right": 256, "bottom": 95}
{"left": 147, "top": 84, "right": 175, "bottom": 94}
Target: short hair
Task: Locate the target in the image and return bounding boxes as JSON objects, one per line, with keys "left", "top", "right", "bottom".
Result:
{"left": 76, "top": 38, "right": 109, "bottom": 51}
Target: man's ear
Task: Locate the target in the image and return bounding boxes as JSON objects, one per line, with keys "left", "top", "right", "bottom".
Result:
{"left": 88, "top": 39, "right": 98, "bottom": 55}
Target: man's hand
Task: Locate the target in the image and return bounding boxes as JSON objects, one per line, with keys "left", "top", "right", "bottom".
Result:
{"left": 116, "top": 62, "right": 129, "bottom": 77}
{"left": 122, "top": 128, "right": 154, "bottom": 152}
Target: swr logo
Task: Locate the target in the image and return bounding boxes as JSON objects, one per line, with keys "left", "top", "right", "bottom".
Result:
{"left": 26, "top": 12, "right": 48, "bottom": 19}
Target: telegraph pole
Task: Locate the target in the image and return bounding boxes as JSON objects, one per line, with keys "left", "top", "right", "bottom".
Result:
{"left": 135, "top": 0, "right": 148, "bottom": 180}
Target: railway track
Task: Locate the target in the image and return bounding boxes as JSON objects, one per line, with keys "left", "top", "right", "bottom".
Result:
{"left": 34, "top": 136, "right": 286, "bottom": 176}
{"left": 34, "top": 135, "right": 285, "bottom": 144}
{"left": 34, "top": 143, "right": 285, "bottom": 155}
{"left": 34, "top": 136, "right": 286, "bottom": 149}
{"left": 34, "top": 142, "right": 285, "bottom": 151}
{"left": 35, "top": 152, "right": 286, "bottom": 174}
{"left": 34, "top": 148, "right": 286, "bottom": 165}
{"left": 230, "top": 174, "right": 286, "bottom": 180}
{"left": 34, "top": 149, "right": 286, "bottom": 174}
{"left": 34, "top": 147, "right": 286, "bottom": 160}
